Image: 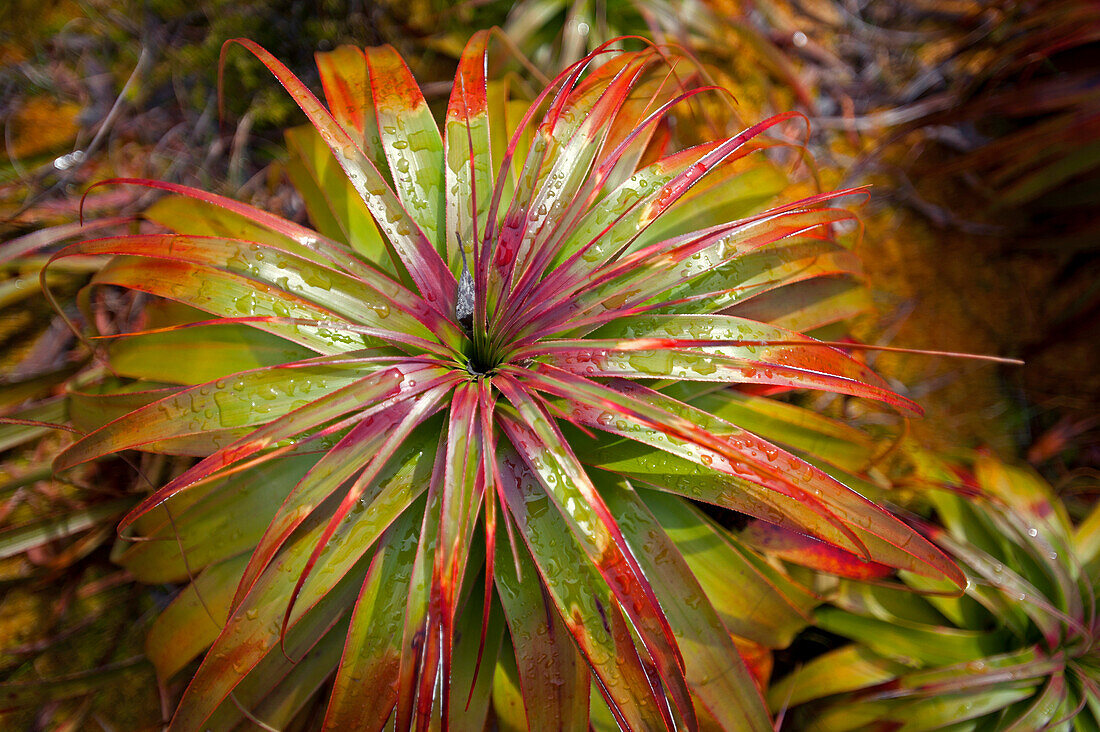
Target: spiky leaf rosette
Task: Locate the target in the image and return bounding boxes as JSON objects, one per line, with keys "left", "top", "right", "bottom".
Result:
{"left": 771, "top": 453, "right": 1100, "bottom": 731}
{"left": 47, "top": 33, "right": 962, "bottom": 730}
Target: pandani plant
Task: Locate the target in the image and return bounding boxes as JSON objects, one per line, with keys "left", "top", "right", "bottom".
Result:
{"left": 771, "top": 451, "right": 1100, "bottom": 731}
{"left": 35, "top": 31, "right": 966, "bottom": 730}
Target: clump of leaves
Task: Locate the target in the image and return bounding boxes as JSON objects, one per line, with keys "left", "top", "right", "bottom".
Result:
{"left": 429, "top": 0, "right": 810, "bottom": 132}
{"left": 771, "top": 452, "right": 1100, "bottom": 731}
{"left": 1, "top": 219, "right": 143, "bottom": 582}
{"left": 46, "top": 32, "right": 963, "bottom": 729}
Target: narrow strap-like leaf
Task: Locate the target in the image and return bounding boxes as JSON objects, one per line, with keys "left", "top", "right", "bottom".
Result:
{"left": 494, "top": 520, "right": 592, "bottom": 731}
{"left": 322, "top": 499, "right": 426, "bottom": 731}
{"left": 56, "top": 359, "right": 397, "bottom": 474}
{"left": 435, "top": 381, "right": 485, "bottom": 722}
{"left": 395, "top": 439, "right": 447, "bottom": 729}
{"left": 494, "top": 439, "right": 673, "bottom": 730}
{"left": 365, "top": 45, "right": 447, "bottom": 255}
{"left": 223, "top": 39, "right": 456, "bottom": 313}
{"left": 515, "top": 316, "right": 920, "bottom": 414}
{"left": 527, "top": 365, "right": 965, "bottom": 587}
{"left": 445, "top": 30, "right": 493, "bottom": 353}
{"left": 494, "top": 373, "right": 695, "bottom": 729}
{"left": 64, "top": 233, "right": 450, "bottom": 347}
{"left": 599, "top": 476, "right": 774, "bottom": 732}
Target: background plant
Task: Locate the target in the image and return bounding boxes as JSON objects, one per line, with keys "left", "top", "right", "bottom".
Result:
{"left": 772, "top": 451, "right": 1100, "bottom": 731}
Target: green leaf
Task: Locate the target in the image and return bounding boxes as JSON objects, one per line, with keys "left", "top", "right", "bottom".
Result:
{"left": 225, "top": 39, "right": 455, "bottom": 306}
{"left": 144, "top": 553, "right": 250, "bottom": 681}
{"left": 495, "top": 376, "right": 694, "bottom": 728}
{"left": 815, "top": 607, "right": 1014, "bottom": 667}
{"left": 600, "top": 477, "right": 774, "bottom": 731}
{"left": 145, "top": 194, "right": 307, "bottom": 250}
{"left": 639, "top": 488, "right": 816, "bottom": 648}
{"left": 494, "top": 528, "right": 590, "bottom": 731}
{"left": 322, "top": 497, "right": 425, "bottom": 730}
{"left": 728, "top": 277, "right": 871, "bottom": 334}
{"left": 767, "top": 645, "right": 906, "bottom": 710}
{"left": 285, "top": 124, "right": 392, "bottom": 268}
{"left": 807, "top": 686, "right": 1037, "bottom": 732}
{"left": 200, "top": 618, "right": 348, "bottom": 731}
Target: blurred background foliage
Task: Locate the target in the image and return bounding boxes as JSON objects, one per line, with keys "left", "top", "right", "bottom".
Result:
{"left": 1, "top": 0, "right": 1097, "bottom": 729}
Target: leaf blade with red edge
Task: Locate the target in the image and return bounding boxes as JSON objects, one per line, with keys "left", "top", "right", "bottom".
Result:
{"left": 106, "top": 178, "right": 375, "bottom": 273}
{"left": 520, "top": 328, "right": 919, "bottom": 416}
{"left": 598, "top": 476, "right": 774, "bottom": 731}
{"left": 517, "top": 199, "right": 860, "bottom": 343}
{"left": 109, "top": 362, "right": 438, "bottom": 539}
{"left": 434, "top": 381, "right": 485, "bottom": 720}
{"left": 526, "top": 367, "right": 963, "bottom": 587}
{"left": 679, "top": 386, "right": 876, "bottom": 473}
{"left": 365, "top": 45, "right": 447, "bottom": 256}
{"left": 494, "top": 439, "right": 671, "bottom": 730}
{"left": 55, "top": 359, "right": 399, "bottom": 473}
{"left": 493, "top": 376, "right": 695, "bottom": 730}
{"left": 60, "top": 233, "right": 455, "bottom": 350}
{"left": 223, "top": 39, "right": 455, "bottom": 310}
{"left": 444, "top": 30, "right": 493, "bottom": 270}
{"left": 395, "top": 437, "right": 446, "bottom": 730}
{"left": 498, "top": 51, "right": 661, "bottom": 308}
{"left": 166, "top": 413, "right": 442, "bottom": 731}
{"left": 322, "top": 496, "right": 426, "bottom": 731}
{"left": 200, "top": 621, "right": 347, "bottom": 731}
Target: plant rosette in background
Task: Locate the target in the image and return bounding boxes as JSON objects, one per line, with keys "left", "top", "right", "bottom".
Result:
{"left": 772, "top": 452, "right": 1100, "bottom": 731}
